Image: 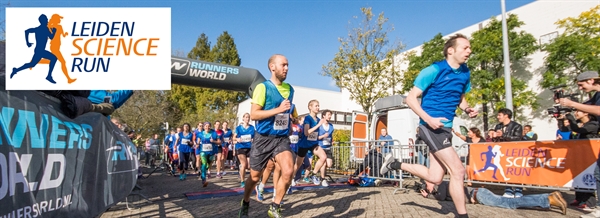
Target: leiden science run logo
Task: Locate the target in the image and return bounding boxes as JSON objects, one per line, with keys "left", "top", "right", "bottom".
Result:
{"left": 6, "top": 8, "right": 171, "bottom": 90}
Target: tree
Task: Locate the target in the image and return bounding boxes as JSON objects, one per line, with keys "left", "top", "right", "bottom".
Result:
{"left": 169, "top": 34, "right": 212, "bottom": 125}
{"left": 321, "top": 7, "right": 405, "bottom": 123}
{"left": 467, "top": 14, "right": 539, "bottom": 130}
{"left": 169, "top": 32, "right": 247, "bottom": 126}
{"left": 113, "top": 90, "right": 178, "bottom": 139}
{"left": 205, "top": 32, "right": 247, "bottom": 123}
{"left": 540, "top": 5, "right": 600, "bottom": 89}
{"left": 400, "top": 33, "right": 445, "bottom": 93}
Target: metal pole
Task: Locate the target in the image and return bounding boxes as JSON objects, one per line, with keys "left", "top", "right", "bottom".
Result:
{"left": 501, "top": 0, "right": 513, "bottom": 111}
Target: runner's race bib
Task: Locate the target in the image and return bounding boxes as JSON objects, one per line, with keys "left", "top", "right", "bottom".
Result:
{"left": 289, "top": 135, "right": 299, "bottom": 144}
{"left": 274, "top": 113, "right": 289, "bottom": 130}
{"left": 181, "top": 139, "right": 190, "bottom": 145}
{"left": 323, "top": 138, "right": 331, "bottom": 146}
{"left": 307, "top": 132, "right": 318, "bottom": 141}
{"left": 241, "top": 134, "right": 252, "bottom": 143}
{"left": 202, "top": 144, "right": 213, "bottom": 152}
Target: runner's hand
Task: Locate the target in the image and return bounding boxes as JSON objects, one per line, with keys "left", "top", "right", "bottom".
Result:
{"left": 426, "top": 118, "right": 447, "bottom": 130}
{"left": 465, "top": 107, "right": 478, "bottom": 118}
{"left": 279, "top": 99, "right": 291, "bottom": 113}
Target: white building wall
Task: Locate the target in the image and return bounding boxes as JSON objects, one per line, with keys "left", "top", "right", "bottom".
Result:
{"left": 342, "top": 0, "right": 600, "bottom": 140}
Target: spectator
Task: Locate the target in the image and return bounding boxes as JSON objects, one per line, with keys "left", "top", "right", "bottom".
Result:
{"left": 485, "top": 129, "right": 495, "bottom": 142}
{"left": 88, "top": 90, "right": 134, "bottom": 109}
{"left": 493, "top": 108, "right": 523, "bottom": 142}
{"left": 565, "top": 110, "right": 600, "bottom": 210}
{"left": 452, "top": 127, "right": 483, "bottom": 143}
{"left": 559, "top": 71, "right": 600, "bottom": 218}
{"left": 493, "top": 108, "right": 524, "bottom": 198}
{"left": 146, "top": 134, "right": 160, "bottom": 168}
{"left": 565, "top": 110, "right": 599, "bottom": 140}
{"left": 556, "top": 119, "right": 572, "bottom": 140}
{"left": 378, "top": 128, "right": 393, "bottom": 153}
{"left": 522, "top": 125, "right": 538, "bottom": 141}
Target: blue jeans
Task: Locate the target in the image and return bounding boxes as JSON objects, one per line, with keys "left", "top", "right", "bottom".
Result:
{"left": 476, "top": 188, "right": 550, "bottom": 209}
{"left": 504, "top": 186, "right": 523, "bottom": 195}
{"left": 417, "top": 151, "right": 430, "bottom": 168}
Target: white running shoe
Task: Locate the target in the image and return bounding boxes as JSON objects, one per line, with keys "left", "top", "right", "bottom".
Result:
{"left": 321, "top": 179, "right": 329, "bottom": 187}
{"left": 380, "top": 153, "right": 397, "bottom": 175}
{"left": 581, "top": 209, "right": 600, "bottom": 218}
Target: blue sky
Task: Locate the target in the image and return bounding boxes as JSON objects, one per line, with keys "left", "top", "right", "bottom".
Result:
{"left": 2, "top": 0, "right": 536, "bottom": 91}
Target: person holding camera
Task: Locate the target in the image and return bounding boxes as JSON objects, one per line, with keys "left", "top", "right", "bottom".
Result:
{"left": 557, "top": 71, "right": 600, "bottom": 218}
{"left": 558, "top": 71, "right": 600, "bottom": 120}
{"left": 561, "top": 108, "right": 600, "bottom": 211}
{"left": 417, "top": 180, "right": 567, "bottom": 215}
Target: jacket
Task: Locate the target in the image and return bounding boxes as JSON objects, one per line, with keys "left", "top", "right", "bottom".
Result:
{"left": 493, "top": 121, "right": 523, "bottom": 142}
{"left": 566, "top": 114, "right": 600, "bottom": 139}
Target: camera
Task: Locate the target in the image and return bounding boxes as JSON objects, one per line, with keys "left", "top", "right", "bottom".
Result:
{"left": 413, "top": 179, "right": 427, "bottom": 193}
{"left": 547, "top": 85, "right": 579, "bottom": 118}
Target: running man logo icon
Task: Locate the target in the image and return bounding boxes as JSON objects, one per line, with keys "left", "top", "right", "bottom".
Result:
{"left": 10, "top": 14, "right": 77, "bottom": 84}
{"left": 476, "top": 145, "right": 510, "bottom": 181}
{"left": 442, "top": 138, "right": 450, "bottom": 145}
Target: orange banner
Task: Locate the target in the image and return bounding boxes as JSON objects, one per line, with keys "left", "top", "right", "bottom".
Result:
{"left": 468, "top": 139, "right": 600, "bottom": 188}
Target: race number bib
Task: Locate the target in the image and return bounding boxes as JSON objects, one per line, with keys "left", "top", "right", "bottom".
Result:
{"left": 274, "top": 113, "right": 289, "bottom": 130}
{"left": 201, "top": 144, "right": 213, "bottom": 152}
{"left": 323, "top": 138, "right": 331, "bottom": 146}
{"left": 307, "top": 132, "right": 318, "bottom": 141}
{"left": 181, "top": 139, "right": 190, "bottom": 145}
{"left": 289, "top": 135, "right": 299, "bottom": 144}
{"left": 241, "top": 134, "right": 252, "bottom": 143}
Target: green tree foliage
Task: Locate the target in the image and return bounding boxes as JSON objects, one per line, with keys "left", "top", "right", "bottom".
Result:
{"left": 333, "top": 129, "right": 351, "bottom": 143}
{"left": 169, "top": 32, "right": 247, "bottom": 126}
{"left": 169, "top": 34, "right": 212, "bottom": 124}
{"left": 540, "top": 5, "right": 600, "bottom": 89}
{"left": 321, "top": 7, "right": 405, "bottom": 122}
{"left": 466, "top": 14, "right": 539, "bottom": 129}
{"left": 400, "top": 33, "right": 445, "bottom": 93}
{"left": 113, "top": 90, "right": 177, "bottom": 138}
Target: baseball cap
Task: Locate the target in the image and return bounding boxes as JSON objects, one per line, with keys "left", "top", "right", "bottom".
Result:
{"left": 576, "top": 71, "right": 600, "bottom": 81}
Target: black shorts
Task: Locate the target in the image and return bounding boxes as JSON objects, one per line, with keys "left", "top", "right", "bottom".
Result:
{"left": 249, "top": 133, "right": 291, "bottom": 171}
{"left": 417, "top": 125, "right": 453, "bottom": 153}
{"left": 227, "top": 150, "right": 234, "bottom": 160}
{"left": 217, "top": 146, "right": 223, "bottom": 154}
{"left": 236, "top": 148, "right": 251, "bottom": 156}
{"left": 324, "top": 148, "right": 333, "bottom": 159}
{"left": 297, "top": 144, "right": 318, "bottom": 158}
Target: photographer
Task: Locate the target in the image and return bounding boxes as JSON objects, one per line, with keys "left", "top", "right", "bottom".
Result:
{"left": 558, "top": 71, "right": 600, "bottom": 118}
{"left": 564, "top": 110, "right": 599, "bottom": 140}
{"left": 562, "top": 110, "right": 600, "bottom": 210}
{"left": 559, "top": 71, "right": 600, "bottom": 218}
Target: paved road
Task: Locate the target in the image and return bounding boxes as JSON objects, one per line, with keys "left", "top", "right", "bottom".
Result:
{"left": 101, "top": 167, "right": 587, "bottom": 218}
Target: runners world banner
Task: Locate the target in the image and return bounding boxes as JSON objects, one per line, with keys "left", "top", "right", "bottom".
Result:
{"left": 468, "top": 140, "right": 600, "bottom": 189}
{"left": 0, "top": 88, "right": 138, "bottom": 217}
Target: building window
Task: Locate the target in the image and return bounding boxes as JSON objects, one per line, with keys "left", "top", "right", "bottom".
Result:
{"left": 539, "top": 31, "right": 558, "bottom": 46}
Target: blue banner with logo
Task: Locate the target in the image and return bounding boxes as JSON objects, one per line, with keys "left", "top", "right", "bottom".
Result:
{"left": 0, "top": 76, "right": 138, "bottom": 217}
